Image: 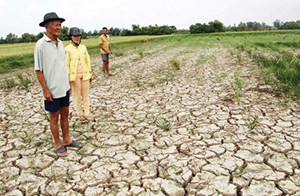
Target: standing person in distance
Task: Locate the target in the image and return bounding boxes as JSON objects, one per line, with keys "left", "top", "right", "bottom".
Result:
{"left": 99, "top": 27, "right": 113, "bottom": 77}
{"left": 65, "top": 27, "right": 93, "bottom": 121}
{"left": 34, "top": 12, "right": 80, "bottom": 158}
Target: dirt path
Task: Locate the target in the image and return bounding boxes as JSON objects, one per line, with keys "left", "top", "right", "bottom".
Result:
{"left": 0, "top": 45, "right": 300, "bottom": 195}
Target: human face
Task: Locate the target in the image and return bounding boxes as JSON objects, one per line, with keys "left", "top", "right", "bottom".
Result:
{"left": 102, "top": 29, "right": 108, "bottom": 35}
{"left": 45, "top": 20, "right": 62, "bottom": 39}
{"left": 71, "top": 35, "right": 81, "bottom": 45}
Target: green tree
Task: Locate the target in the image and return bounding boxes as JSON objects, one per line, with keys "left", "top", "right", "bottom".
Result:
{"left": 6, "top": 33, "right": 19, "bottom": 43}
{"left": 37, "top": 32, "right": 44, "bottom": 39}
{"left": 209, "top": 20, "right": 224, "bottom": 32}
{"left": 132, "top": 24, "right": 142, "bottom": 35}
{"left": 20, "top": 33, "right": 37, "bottom": 43}
{"left": 190, "top": 23, "right": 211, "bottom": 34}
{"left": 0, "top": 37, "right": 5, "bottom": 44}
{"left": 59, "top": 26, "right": 69, "bottom": 40}
{"left": 109, "top": 28, "right": 121, "bottom": 36}
{"left": 273, "top": 19, "right": 282, "bottom": 29}
{"left": 237, "top": 22, "right": 247, "bottom": 31}
{"left": 92, "top": 30, "right": 99, "bottom": 36}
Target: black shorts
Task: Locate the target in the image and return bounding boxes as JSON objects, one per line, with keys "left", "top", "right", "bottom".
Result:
{"left": 44, "top": 90, "right": 70, "bottom": 112}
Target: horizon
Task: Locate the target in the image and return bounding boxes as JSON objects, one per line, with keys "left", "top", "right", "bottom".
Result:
{"left": 0, "top": 0, "right": 299, "bottom": 37}
{"left": 0, "top": 19, "right": 297, "bottom": 38}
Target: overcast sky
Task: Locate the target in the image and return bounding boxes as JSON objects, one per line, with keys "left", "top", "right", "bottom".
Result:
{"left": 0, "top": 0, "right": 299, "bottom": 37}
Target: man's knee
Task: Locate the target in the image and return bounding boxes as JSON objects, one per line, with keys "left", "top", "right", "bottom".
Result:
{"left": 50, "top": 111, "right": 59, "bottom": 122}
{"left": 60, "top": 106, "right": 69, "bottom": 119}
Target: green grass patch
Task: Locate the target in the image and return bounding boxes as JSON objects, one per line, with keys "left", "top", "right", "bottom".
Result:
{"left": 253, "top": 52, "right": 300, "bottom": 98}
{"left": 170, "top": 58, "right": 181, "bottom": 70}
{"left": 0, "top": 77, "right": 18, "bottom": 90}
{"left": 0, "top": 54, "right": 33, "bottom": 74}
{"left": 16, "top": 73, "right": 31, "bottom": 90}
{"left": 231, "top": 73, "right": 245, "bottom": 105}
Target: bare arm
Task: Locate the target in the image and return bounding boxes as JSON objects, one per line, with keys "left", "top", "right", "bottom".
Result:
{"left": 35, "top": 70, "right": 53, "bottom": 102}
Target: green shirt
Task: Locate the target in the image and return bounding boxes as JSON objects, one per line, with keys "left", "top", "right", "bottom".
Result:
{"left": 34, "top": 34, "right": 70, "bottom": 99}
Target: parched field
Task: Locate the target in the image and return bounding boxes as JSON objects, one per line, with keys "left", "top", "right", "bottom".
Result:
{"left": 0, "top": 32, "right": 300, "bottom": 195}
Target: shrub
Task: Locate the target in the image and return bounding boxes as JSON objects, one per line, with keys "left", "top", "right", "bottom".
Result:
{"left": 0, "top": 78, "right": 18, "bottom": 90}
{"left": 17, "top": 73, "right": 31, "bottom": 90}
{"left": 170, "top": 58, "right": 181, "bottom": 70}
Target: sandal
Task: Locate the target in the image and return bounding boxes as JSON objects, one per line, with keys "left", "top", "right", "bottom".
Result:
{"left": 65, "top": 140, "right": 80, "bottom": 149}
{"left": 54, "top": 146, "right": 67, "bottom": 157}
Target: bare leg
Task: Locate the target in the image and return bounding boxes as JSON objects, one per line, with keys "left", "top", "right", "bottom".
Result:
{"left": 60, "top": 106, "right": 71, "bottom": 145}
{"left": 102, "top": 61, "right": 105, "bottom": 75}
{"left": 106, "top": 61, "right": 110, "bottom": 76}
{"left": 50, "top": 111, "right": 62, "bottom": 149}
{"left": 103, "top": 61, "right": 109, "bottom": 77}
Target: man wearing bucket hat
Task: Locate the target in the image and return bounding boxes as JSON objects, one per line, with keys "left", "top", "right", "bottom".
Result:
{"left": 65, "top": 27, "right": 93, "bottom": 121}
{"left": 34, "top": 12, "right": 80, "bottom": 158}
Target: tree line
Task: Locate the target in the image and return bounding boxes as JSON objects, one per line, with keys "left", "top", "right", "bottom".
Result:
{"left": 1, "top": 20, "right": 300, "bottom": 44}
{"left": 190, "top": 20, "right": 300, "bottom": 34}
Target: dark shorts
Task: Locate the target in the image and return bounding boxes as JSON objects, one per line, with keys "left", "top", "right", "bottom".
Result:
{"left": 101, "top": 54, "right": 109, "bottom": 61}
{"left": 44, "top": 90, "right": 70, "bottom": 112}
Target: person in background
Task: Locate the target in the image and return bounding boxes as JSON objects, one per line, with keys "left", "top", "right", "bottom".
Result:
{"left": 99, "top": 27, "right": 113, "bottom": 77}
{"left": 65, "top": 27, "right": 93, "bottom": 121}
{"left": 34, "top": 12, "right": 80, "bottom": 158}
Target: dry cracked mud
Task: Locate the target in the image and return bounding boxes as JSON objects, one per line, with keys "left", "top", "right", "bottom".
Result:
{"left": 0, "top": 44, "right": 300, "bottom": 195}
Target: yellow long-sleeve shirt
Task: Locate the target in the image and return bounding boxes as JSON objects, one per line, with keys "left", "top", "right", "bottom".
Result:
{"left": 65, "top": 44, "right": 92, "bottom": 82}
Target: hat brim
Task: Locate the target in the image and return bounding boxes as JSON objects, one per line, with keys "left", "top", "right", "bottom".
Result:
{"left": 39, "top": 18, "right": 65, "bottom": 27}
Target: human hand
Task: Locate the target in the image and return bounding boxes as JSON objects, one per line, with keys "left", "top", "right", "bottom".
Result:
{"left": 44, "top": 89, "right": 53, "bottom": 102}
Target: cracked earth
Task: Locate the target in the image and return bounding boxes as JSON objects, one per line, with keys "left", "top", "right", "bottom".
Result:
{"left": 0, "top": 43, "right": 300, "bottom": 195}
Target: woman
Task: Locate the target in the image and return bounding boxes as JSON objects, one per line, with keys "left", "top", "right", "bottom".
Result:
{"left": 66, "top": 27, "right": 93, "bottom": 121}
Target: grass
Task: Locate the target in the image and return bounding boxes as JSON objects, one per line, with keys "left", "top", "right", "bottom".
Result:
{"left": 131, "top": 74, "right": 143, "bottom": 88}
{"left": 253, "top": 51, "right": 300, "bottom": 98}
{"left": 155, "top": 116, "right": 174, "bottom": 131}
{"left": 0, "top": 35, "right": 170, "bottom": 74}
{"left": 138, "top": 50, "right": 144, "bottom": 58}
{"left": 0, "top": 54, "right": 33, "bottom": 74}
{"left": 0, "top": 77, "right": 18, "bottom": 90}
{"left": 170, "top": 58, "right": 181, "bottom": 70}
{"left": 1, "top": 30, "right": 300, "bottom": 100}
{"left": 246, "top": 115, "right": 259, "bottom": 131}
{"left": 16, "top": 73, "right": 31, "bottom": 90}
{"left": 0, "top": 72, "right": 32, "bottom": 91}
{"left": 155, "top": 118, "right": 172, "bottom": 131}
{"left": 231, "top": 73, "right": 245, "bottom": 105}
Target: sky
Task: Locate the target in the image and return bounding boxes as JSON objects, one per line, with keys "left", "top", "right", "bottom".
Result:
{"left": 0, "top": 0, "right": 300, "bottom": 37}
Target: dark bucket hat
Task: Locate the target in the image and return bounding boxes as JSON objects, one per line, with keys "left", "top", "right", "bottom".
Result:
{"left": 68, "top": 27, "right": 82, "bottom": 37}
{"left": 39, "top": 12, "right": 65, "bottom": 27}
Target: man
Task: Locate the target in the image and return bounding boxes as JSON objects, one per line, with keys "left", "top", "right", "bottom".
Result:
{"left": 34, "top": 12, "right": 79, "bottom": 157}
{"left": 99, "top": 27, "right": 113, "bottom": 77}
